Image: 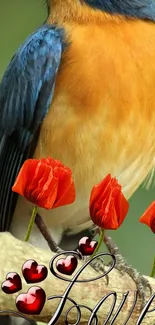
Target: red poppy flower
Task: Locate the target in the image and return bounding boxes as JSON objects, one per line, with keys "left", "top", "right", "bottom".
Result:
{"left": 12, "top": 157, "right": 76, "bottom": 209}
{"left": 139, "top": 201, "right": 155, "bottom": 233}
{"left": 89, "top": 174, "right": 129, "bottom": 229}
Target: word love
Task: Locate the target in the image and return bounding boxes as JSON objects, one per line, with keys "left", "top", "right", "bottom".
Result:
{"left": 48, "top": 251, "right": 155, "bottom": 325}
{"left": 1, "top": 252, "right": 155, "bottom": 324}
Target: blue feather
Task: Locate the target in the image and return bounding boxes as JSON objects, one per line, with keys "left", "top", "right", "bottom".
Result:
{"left": 0, "top": 24, "right": 65, "bottom": 138}
{"left": 85, "top": 0, "right": 155, "bottom": 20}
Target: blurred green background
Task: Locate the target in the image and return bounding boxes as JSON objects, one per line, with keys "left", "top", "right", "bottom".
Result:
{"left": 0, "top": 1, "right": 155, "bottom": 324}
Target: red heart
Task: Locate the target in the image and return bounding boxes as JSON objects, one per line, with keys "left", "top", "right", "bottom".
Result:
{"left": 22, "top": 260, "right": 48, "bottom": 283}
{"left": 56, "top": 255, "right": 78, "bottom": 275}
{"left": 16, "top": 286, "right": 46, "bottom": 315}
{"left": 1, "top": 272, "right": 22, "bottom": 294}
{"left": 78, "top": 236, "right": 98, "bottom": 255}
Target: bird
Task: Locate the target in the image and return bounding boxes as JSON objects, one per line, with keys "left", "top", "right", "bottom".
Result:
{"left": 1, "top": 0, "right": 155, "bottom": 324}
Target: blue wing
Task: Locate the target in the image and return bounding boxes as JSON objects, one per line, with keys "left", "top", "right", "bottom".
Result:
{"left": 0, "top": 24, "right": 65, "bottom": 231}
{"left": 0, "top": 24, "right": 64, "bottom": 137}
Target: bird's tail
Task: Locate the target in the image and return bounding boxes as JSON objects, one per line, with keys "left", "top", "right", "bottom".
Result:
{"left": 0, "top": 129, "right": 38, "bottom": 231}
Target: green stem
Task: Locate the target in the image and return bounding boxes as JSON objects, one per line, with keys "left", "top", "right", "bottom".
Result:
{"left": 24, "top": 205, "right": 38, "bottom": 242}
{"left": 90, "top": 228, "right": 104, "bottom": 259}
{"left": 150, "top": 257, "right": 155, "bottom": 277}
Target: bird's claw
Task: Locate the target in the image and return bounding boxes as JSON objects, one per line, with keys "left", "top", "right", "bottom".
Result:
{"left": 104, "top": 235, "right": 152, "bottom": 309}
{"left": 112, "top": 253, "right": 152, "bottom": 308}
{"left": 82, "top": 255, "right": 109, "bottom": 285}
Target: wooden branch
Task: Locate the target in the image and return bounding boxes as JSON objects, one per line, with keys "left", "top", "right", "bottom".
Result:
{"left": 0, "top": 232, "right": 155, "bottom": 324}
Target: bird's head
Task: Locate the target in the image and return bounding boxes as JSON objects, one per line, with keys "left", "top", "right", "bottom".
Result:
{"left": 46, "top": 0, "right": 155, "bottom": 22}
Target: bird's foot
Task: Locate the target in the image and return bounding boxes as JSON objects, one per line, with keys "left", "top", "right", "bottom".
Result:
{"left": 35, "top": 213, "right": 62, "bottom": 253}
{"left": 55, "top": 246, "right": 63, "bottom": 253}
{"left": 104, "top": 234, "right": 152, "bottom": 309}
{"left": 81, "top": 254, "right": 109, "bottom": 285}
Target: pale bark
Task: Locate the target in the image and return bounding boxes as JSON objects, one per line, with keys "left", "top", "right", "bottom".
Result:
{"left": 0, "top": 232, "right": 155, "bottom": 324}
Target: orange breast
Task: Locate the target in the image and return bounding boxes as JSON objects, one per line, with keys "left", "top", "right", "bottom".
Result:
{"left": 34, "top": 18, "right": 155, "bottom": 200}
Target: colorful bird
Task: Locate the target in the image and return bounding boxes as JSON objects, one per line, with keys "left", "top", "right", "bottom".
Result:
{"left": 1, "top": 1, "right": 155, "bottom": 323}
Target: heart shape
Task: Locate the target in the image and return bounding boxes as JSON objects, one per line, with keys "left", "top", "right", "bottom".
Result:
{"left": 78, "top": 236, "right": 98, "bottom": 256}
{"left": 16, "top": 286, "right": 46, "bottom": 315}
{"left": 22, "top": 260, "right": 48, "bottom": 283}
{"left": 1, "top": 272, "right": 22, "bottom": 294}
{"left": 56, "top": 255, "right": 78, "bottom": 275}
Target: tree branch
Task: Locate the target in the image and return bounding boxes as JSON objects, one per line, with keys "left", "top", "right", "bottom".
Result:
{"left": 0, "top": 233, "right": 155, "bottom": 324}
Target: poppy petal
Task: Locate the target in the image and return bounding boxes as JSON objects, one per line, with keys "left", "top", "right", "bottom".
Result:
{"left": 12, "top": 157, "right": 76, "bottom": 210}
{"left": 89, "top": 174, "right": 128, "bottom": 230}
{"left": 139, "top": 201, "right": 155, "bottom": 228}
{"left": 12, "top": 159, "right": 39, "bottom": 196}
